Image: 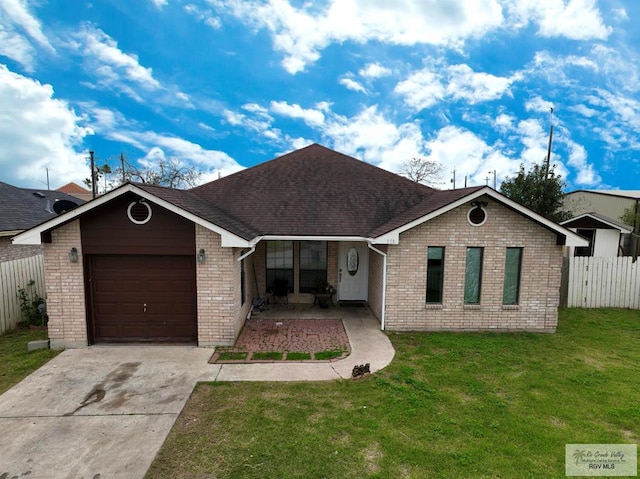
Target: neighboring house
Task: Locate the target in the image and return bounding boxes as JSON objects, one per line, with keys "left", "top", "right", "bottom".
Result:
{"left": 14, "top": 144, "right": 587, "bottom": 349}
{"left": 563, "top": 189, "right": 640, "bottom": 257}
{"left": 56, "top": 182, "right": 93, "bottom": 202}
{"left": 561, "top": 213, "right": 633, "bottom": 257}
{"left": 0, "top": 182, "right": 84, "bottom": 262}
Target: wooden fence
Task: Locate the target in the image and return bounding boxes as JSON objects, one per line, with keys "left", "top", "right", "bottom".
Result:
{"left": 0, "top": 255, "right": 46, "bottom": 334}
{"left": 566, "top": 256, "right": 640, "bottom": 309}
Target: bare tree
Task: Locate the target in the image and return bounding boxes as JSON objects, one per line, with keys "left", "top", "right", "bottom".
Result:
{"left": 400, "top": 157, "right": 444, "bottom": 186}
{"left": 86, "top": 156, "right": 202, "bottom": 194}
{"left": 121, "top": 158, "right": 201, "bottom": 189}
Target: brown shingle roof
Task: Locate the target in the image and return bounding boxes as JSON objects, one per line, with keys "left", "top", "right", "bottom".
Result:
{"left": 189, "top": 143, "right": 439, "bottom": 237}
{"left": 369, "top": 186, "right": 484, "bottom": 237}
{"left": 56, "top": 182, "right": 91, "bottom": 195}
{"left": 134, "top": 183, "right": 259, "bottom": 240}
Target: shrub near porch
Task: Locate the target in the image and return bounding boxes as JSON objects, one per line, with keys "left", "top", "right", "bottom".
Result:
{"left": 147, "top": 309, "right": 640, "bottom": 479}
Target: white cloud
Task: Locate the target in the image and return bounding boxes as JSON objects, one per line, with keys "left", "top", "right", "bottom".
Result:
{"left": 525, "top": 96, "right": 554, "bottom": 114}
{"left": 0, "top": 0, "right": 54, "bottom": 51}
{"left": 564, "top": 139, "right": 600, "bottom": 185}
{"left": 223, "top": 107, "right": 279, "bottom": 139}
{"left": 322, "top": 106, "right": 415, "bottom": 168}
{"left": 611, "top": 7, "right": 628, "bottom": 21}
{"left": 215, "top": 0, "right": 609, "bottom": 73}
{"left": 84, "top": 104, "right": 243, "bottom": 183}
{"left": 590, "top": 44, "right": 640, "bottom": 93}
{"left": 495, "top": 113, "right": 515, "bottom": 131}
{"left": 504, "top": 0, "right": 610, "bottom": 40}
{"left": 570, "top": 104, "right": 598, "bottom": 118}
{"left": 0, "top": 66, "right": 92, "bottom": 188}
{"left": 446, "top": 64, "right": 515, "bottom": 104}
{"left": 359, "top": 62, "right": 391, "bottom": 78}
{"left": 72, "top": 24, "right": 162, "bottom": 99}
{"left": 0, "top": 0, "right": 55, "bottom": 70}
{"left": 270, "top": 101, "right": 325, "bottom": 127}
{"left": 217, "top": 0, "right": 504, "bottom": 73}
{"left": 394, "top": 68, "right": 445, "bottom": 110}
{"left": 339, "top": 77, "right": 366, "bottom": 93}
{"left": 0, "top": 18, "right": 35, "bottom": 70}
{"left": 395, "top": 63, "right": 515, "bottom": 111}
{"left": 151, "top": 0, "right": 168, "bottom": 7}
{"left": 185, "top": 3, "right": 221, "bottom": 28}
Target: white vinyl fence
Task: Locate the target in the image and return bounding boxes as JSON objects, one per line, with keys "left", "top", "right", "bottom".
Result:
{"left": 0, "top": 255, "right": 46, "bottom": 334}
{"left": 566, "top": 256, "right": 640, "bottom": 309}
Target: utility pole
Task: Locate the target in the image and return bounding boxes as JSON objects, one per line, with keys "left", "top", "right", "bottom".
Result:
{"left": 90, "top": 150, "right": 96, "bottom": 199}
{"left": 450, "top": 169, "right": 456, "bottom": 189}
{"left": 120, "top": 153, "right": 126, "bottom": 183}
{"left": 544, "top": 107, "right": 554, "bottom": 177}
{"left": 45, "top": 167, "right": 50, "bottom": 190}
{"left": 488, "top": 170, "right": 496, "bottom": 189}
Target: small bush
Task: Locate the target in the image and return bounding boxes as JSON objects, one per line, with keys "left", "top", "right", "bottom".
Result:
{"left": 17, "top": 280, "right": 47, "bottom": 327}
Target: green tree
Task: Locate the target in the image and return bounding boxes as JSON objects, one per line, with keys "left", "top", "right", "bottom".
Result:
{"left": 620, "top": 204, "right": 640, "bottom": 233}
{"left": 500, "top": 162, "right": 572, "bottom": 223}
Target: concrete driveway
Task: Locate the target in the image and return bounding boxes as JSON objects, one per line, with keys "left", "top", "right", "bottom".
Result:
{"left": 0, "top": 346, "right": 218, "bottom": 478}
{"left": 0, "top": 316, "right": 394, "bottom": 478}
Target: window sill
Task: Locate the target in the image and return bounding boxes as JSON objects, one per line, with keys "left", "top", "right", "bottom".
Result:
{"left": 425, "top": 303, "right": 443, "bottom": 309}
{"left": 463, "top": 304, "right": 481, "bottom": 310}
{"left": 502, "top": 304, "right": 520, "bottom": 310}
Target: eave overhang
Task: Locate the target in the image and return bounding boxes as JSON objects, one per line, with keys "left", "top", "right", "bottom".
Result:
{"left": 12, "top": 183, "right": 251, "bottom": 248}
{"left": 372, "top": 187, "right": 590, "bottom": 248}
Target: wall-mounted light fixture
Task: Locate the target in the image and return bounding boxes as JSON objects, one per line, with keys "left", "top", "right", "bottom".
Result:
{"left": 197, "top": 248, "right": 206, "bottom": 264}
{"left": 69, "top": 247, "right": 78, "bottom": 263}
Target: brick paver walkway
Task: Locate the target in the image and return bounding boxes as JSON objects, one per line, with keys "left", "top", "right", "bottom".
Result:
{"left": 209, "top": 318, "right": 350, "bottom": 363}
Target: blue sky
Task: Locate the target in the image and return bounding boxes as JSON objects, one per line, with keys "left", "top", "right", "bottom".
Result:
{"left": 1, "top": 0, "right": 639, "bottom": 193}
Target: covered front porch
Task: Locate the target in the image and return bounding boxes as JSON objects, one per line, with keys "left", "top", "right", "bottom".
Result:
{"left": 247, "top": 239, "right": 387, "bottom": 327}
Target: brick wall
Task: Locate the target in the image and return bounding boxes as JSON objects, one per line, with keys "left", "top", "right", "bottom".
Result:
{"left": 384, "top": 199, "right": 563, "bottom": 332}
{"left": 43, "top": 220, "right": 88, "bottom": 348}
{"left": 0, "top": 236, "right": 43, "bottom": 262}
{"left": 367, "top": 244, "right": 386, "bottom": 322}
{"left": 195, "top": 225, "right": 250, "bottom": 346}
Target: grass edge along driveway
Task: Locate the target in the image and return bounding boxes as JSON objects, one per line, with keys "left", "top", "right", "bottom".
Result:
{"left": 147, "top": 308, "right": 640, "bottom": 479}
{"left": 0, "top": 329, "right": 60, "bottom": 395}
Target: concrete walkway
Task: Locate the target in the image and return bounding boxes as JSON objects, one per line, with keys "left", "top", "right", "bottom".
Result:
{"left": 0, "top": 316, "right": 394, "bottom": 478}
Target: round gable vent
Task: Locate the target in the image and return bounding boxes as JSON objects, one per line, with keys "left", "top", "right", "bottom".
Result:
{"left": 468, "top": 205, "right": 487, "bottom": 227}
{"left": 127, "top": 201, "right": 152, "bottom": 225}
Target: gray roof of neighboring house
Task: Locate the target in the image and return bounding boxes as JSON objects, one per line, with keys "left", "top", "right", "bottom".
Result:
{"left": 566, "top": 189, "right": 640, "bottom": 200}
{"left": 0, "top": 181, "right": 85, "bottom": 233}
{"left": 562, "top": 212, "right": 633, "bottom": 233}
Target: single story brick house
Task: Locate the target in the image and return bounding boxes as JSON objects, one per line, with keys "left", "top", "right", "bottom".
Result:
{"left": 14, "top": 144, "right": 587, "bottom": 349}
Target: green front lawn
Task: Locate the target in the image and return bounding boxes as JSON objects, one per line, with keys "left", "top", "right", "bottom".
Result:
{"left": 147, "top": 309, "right": 640, "bottom": 478}
{"left": 0, "top": 328, "right": 59, "bottom": 394}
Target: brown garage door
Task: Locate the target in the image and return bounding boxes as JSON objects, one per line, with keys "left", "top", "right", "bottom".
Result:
{"left": 89, "top": 255, "right": 197, "bottom": 343}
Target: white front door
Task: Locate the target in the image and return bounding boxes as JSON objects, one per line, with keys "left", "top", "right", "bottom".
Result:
{"left": 338, "top": 242, "right": 368, "bottom": 301}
